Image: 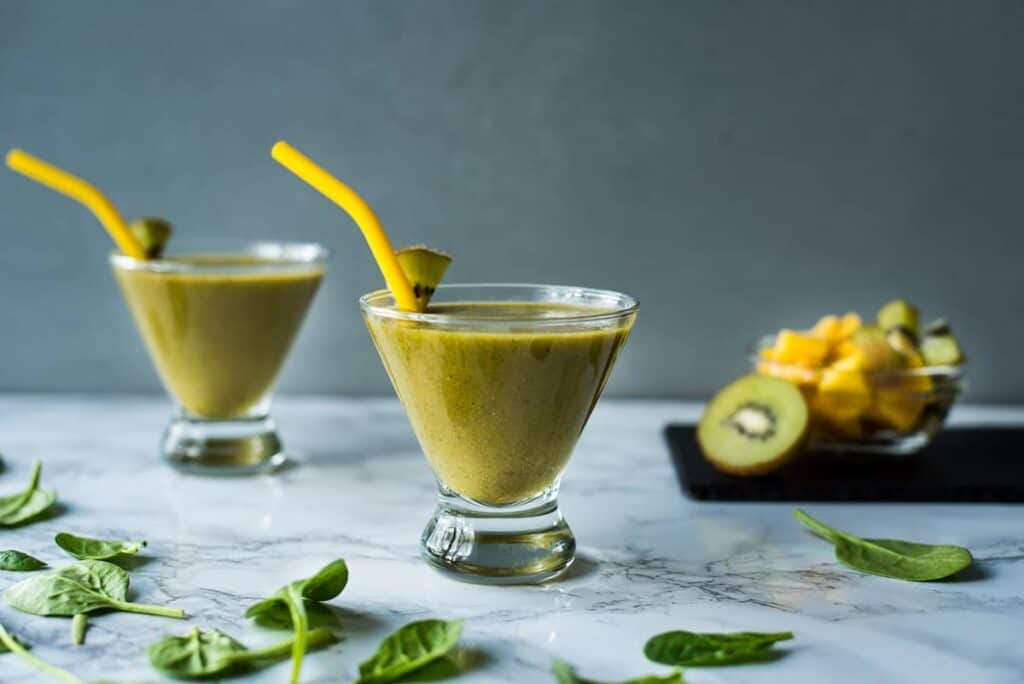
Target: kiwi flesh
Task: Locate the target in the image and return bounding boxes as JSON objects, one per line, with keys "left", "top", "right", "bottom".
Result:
{"left": 698, "top": 374, "right": 810, "bottom": 476}
{"left": 395, "top": 245, "right": 452, "bottom": 311}
{"left": 877, "top": 299, "right": 919, "bottom": 336}
{"left": 921, "top": 321, "right": 965, "bottom": 366}
{"left": 886, "top": 327, "right": 924, "bottom": 365}
{"left": 128, "top": 217, "right": 173, "bottom": 259}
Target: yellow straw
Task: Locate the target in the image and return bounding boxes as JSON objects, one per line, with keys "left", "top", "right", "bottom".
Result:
{"left": 271, "top": 141, "right": 418, "bottom": 311}
{"left": 6, "top": 149, "right": 147, "bottom": 260}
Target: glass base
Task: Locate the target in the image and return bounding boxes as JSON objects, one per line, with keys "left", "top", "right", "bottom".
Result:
{"left": 161, "top": 411, "right": 286, "bottom": 475}
{"left": 421, "top": 486, "right": 575, "bottom": 585}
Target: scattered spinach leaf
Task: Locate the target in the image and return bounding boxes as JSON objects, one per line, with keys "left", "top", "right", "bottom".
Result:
{"left": 356, "top": 619, "right": 464, "bottom": 684}
{"left": 0, "top": 461, "right": 57, "bottom": 527}
{"left": 72, "top": 613, "right": 88, "bottom": 646}
{"left": 55, "top": 532, "right": 146, "bottom": 561}
{"left": 245, "top": 559, "right": 347, "bottom": 684}
{"left": 552, "top": 660, "right": 682, "bottom": 684}
{"left": 147, "top": 625, "right": 337, "bottom": 680}
{"left": 643, "top": 630, "right": 792, "bottom": 666}
{"left": 5, "top": 559, "right": 185, "bottom": 619}
{"left": 252, "top": 600, "right": 341, "bottom": 632}
{"left": 794, "top": 509, "right": 973, "bottom": 581}
{"left": 0, "top": 549, "right": 47, "bottom": 571}
{"left": 0, "top": 621, "right": 84, "bottom": 683}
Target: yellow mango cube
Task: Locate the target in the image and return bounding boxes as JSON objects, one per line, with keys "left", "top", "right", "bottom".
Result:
{"left": 811, "top": 315, "right": 842, "bottom": 341}
{"left": 773, "top": 329, "right": 830, "bottom": 366}
{"left": 837, "top": 312, "right": 862, "bottom": 338}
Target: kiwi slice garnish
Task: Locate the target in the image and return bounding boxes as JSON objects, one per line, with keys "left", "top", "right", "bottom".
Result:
{"left": 698, "top": 374, "right": 809, "bottom": 476}
{"left": 395, "top": 245, "right": 452, "bottom": 311}
{"left": 128, "top": 217, "right": 173, "bottom": 259}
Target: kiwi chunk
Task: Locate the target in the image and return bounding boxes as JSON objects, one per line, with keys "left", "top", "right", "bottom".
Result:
{"left": 877, "top": 299, "right": 919, "bottom": 335}
{"left": 128, "top": 217, "right": 173, "bottom": 258}
{"left": 921, "top": 322, "right": 965, "bottom": 366}
{"left": 395, "top": 245, "right": 452, "bottom": 311}
{"left": 886, "top": 327, "right": 924, "bottom": 365}
{"left": 698, "top": 375, "right": 809, "bottom": 476}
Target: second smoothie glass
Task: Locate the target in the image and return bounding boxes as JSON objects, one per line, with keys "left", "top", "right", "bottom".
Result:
{"left": 112, "top": 241, "right": 328, "bottom": 474}
{"left": 362, "top": 284, "right": 637, "bottom": 584}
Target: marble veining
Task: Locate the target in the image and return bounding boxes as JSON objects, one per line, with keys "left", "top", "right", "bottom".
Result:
{"left": 0, "top": 396, "right": 1021, "bottom": 683}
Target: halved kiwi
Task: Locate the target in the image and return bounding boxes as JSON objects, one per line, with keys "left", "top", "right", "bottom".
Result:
{"left": 698, "top": 374, "right": 810, "bottom": 476}
{"left": 395, "top": 245, "right": 451, "bottom": 311}
{"left": 128, "top": 217, "right": 173, "bottom": 259}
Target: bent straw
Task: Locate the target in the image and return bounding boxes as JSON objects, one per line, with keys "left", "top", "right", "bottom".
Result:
{"left": 5, "top": 149, "right": 147, "bottom": 259}
{"left": 270, "top": 141, "right": 418, "bottom": 311}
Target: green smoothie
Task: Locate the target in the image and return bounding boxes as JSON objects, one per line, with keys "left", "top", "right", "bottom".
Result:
{"left": 114, "top": 255, "right": 323, "bottom": 418}
{"left": 365, "top": 302, "right": 634, "bottom": 504}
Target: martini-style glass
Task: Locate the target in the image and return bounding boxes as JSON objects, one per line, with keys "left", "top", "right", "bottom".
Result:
{"left": 362, "top": 284, "right": 637, "bottom": 584}
{"left": 112, "top": 241, "right": 327, "bottom": 474}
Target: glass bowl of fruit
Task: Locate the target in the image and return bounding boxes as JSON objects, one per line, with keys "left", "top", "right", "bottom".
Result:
{"left": 750, "top": 300, "right": 966, "bottom": 455}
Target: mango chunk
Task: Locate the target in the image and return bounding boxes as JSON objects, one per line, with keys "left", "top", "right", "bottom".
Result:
{"left": 869, "top": 391, "right": 925, "bottom": 433}
{"left": 773, "top": 330, "right": 830, "bottom": 366}
{"left": 811, "top": 315, "right": 842, "bottom": 341}
{"left": 837, "top": 312, "right": 862, "bottom": 338}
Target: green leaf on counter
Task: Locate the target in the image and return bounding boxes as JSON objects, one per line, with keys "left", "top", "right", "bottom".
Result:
{"left": 0, "top": 621, "right": 84, "bottom": 683}
{"left": 5, "top": 560, "right": 185, "bottom": 619}
{"left": 643, "top": 630, "right": 792, "bottom": 666}
{"left": 794, "top": 509, "right": 973, "bottom": 581}
{"left": 0, "top": 549, "right": 47, "bottom": 571}
{"left": 147, "top": 626, "right": 337, "bottom": 679}
{"left": 245, "top": 558, "right": 348, "bottom": 684}
{"left": 552, "top": 660, "right": 683, "bottom": 684}
{"left": 0, "top": 461, "right": 57, "bottom": 527}
{"left": 55, "top": 532, "right": 146, "bottom": 561}
{"left": 356, "top": 619, "right": 464, "bottom": 684}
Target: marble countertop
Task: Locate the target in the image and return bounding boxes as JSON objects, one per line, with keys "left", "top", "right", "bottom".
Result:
{"left": 0, "top": 395, "right": 1021, "bottom": 683}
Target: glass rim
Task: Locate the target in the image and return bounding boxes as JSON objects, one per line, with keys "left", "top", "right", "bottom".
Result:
{"left": 109, "top": 241, "right": 329, "bottom": 273}
{"left": 359, "top": 283, "right": 639, "bottom": 326}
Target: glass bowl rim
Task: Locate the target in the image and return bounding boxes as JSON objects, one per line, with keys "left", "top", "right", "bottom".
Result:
{"left": 109, "top": 241, "right": 329, "bottom": 274}
{"left": 749, "top": 333, "right": 966, "bottom": 380}
{"left": 360, "top": 283, "right": 639, "bottom": 327}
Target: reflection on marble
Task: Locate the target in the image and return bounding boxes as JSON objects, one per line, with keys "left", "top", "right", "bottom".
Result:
{"left": 0, "top": 396, "right": 1021, "bottom": 683}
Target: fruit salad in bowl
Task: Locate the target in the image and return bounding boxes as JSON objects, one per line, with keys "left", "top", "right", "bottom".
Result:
{"left": 698, "top": 300, "right": 966, "bottom": 476}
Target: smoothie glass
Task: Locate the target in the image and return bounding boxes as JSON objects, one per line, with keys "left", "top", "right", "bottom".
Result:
{"left": 362, "top": 284, "right": 637, "bottom": 584}
{"left": 112, "top": 241, "right": 328, "bottom": 474}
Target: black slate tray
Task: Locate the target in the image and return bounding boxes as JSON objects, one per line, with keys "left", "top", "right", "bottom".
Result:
{"left": 665, "top": 425, "right": 1024, "bottom": 502}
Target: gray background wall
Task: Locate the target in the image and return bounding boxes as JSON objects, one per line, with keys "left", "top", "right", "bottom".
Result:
{"left": 1, "top": 1, "right": 1020, "bottom": 401}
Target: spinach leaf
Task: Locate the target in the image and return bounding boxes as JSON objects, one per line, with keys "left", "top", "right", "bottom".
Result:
{"left": 0, "top": 461, "right": 57, "bottom": 527}
{"left": 0, "top": 549, "right": 47, "bottom": 571}
{"left": 643, "top": 630, "right": 792, "bottom": 666}
{"left": 794, "top": 509, "right": 973, "bottom": 581}
{"left": 552, "top": 660, "right": 682, "bottom": 684}
{"left": 55, "top": 532, "right": 146, "bottom": 561}
{"left": 245, "top": 559, "right": 347, "bottom": 684}
{"left": 72, "top": 613, "right": 88, "bottom": 646}
{"left": 147, "top": 626, "right": 338, "bottom": 680}
{"left": 356, "top": 619, "right": 464, "bottom": 684}
{"left": 5, "top": 559, "right": 185, "bottom": 619}
{"left": 0, "top": 621, "right": 84, "bottom": 683}
{"left": 251, "top": 600, "right": 341, "bottom": 632}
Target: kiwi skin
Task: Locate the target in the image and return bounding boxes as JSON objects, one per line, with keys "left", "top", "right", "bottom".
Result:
{"left": 698, "top": 374, "right": 810, "bottom": 477}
